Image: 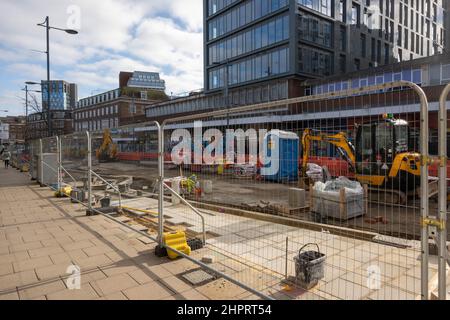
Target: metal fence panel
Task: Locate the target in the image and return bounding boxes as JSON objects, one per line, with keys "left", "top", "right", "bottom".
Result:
{"left": 156, "top": 81, "right": 433, "bottom": 300}
{"left": 59, "top": 132, "right": 90, "bottom": 202}
{"left": 39, "top": 136, "right": 59, "bottom": 188}
{"left": 87, "top": 123, "right": 161, "bottom": 234}
{"left": 437, "top": 84, "right": 450, "bottom": 300}
{"left": 19, "top": 81, "right": 448, "bottom": 300}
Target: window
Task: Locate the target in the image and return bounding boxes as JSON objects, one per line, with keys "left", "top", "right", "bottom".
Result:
{"left": 371, "top": 37, "right": 376, "bottom": 61}
{"left": 412, "top": 69, "right": 422, "bottom": 84}
{"left": 340, "top": 26, "right": 346, "bottom": 51}
{"left": 298, "top": 0, "right": 332, "bottom": 16}
{"left": 377, "top": 40, "right": 381, "bottom": 63}
{"left": 208, "top": 14, "right": 289, "bottom": 65}
{"left": 404, "top": 29, "right": 408, "bottom": 49}
{"left": 397, "top": 25, "right": 402, "bottom": 46}
{"left": 298, "top": 46, "right": 332, "bottom": 76}
{"left": 339, "top": 54, "right": 346, "bottom": 73}
{"left": 299, "top": 13, "right": 332, "bottom": 47}
{"left": 361, "top": 34, "right": 366, "bottom": 57}
{"left": 338, "top": 0, "right": 346, "bottom": 22}
{"left": 384, "top": 43, "right": 389, "bottom": 65}
{"left": 208, "top": 0, "right": 289, "bottom": 40}
{"left": 129, "top": 102, "right": 137, "bottom": 114}
{"left": 442, "top": 64, "right": 450, "bottom": 81}
{"left": 351, "top": 3, "right": 360, "bottom": 25}
{"left": 208, "top": 47, "right": 289, "bottom": 89}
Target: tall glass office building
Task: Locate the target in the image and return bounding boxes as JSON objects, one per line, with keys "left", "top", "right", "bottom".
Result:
{"left": 204, "top": 0, "right": 447, "bottom": 93}
{"left": 41, "top": 80, "right": 78, "bottom": 111}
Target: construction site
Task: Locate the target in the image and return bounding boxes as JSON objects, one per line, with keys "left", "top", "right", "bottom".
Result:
{"left": 2, "top": 81, "right": 448, "bottom": 301}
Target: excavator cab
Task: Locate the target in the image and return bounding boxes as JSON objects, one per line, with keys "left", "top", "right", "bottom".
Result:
{"left": 355, "top": 118, "right": 409, "bottom": 174}
{"left": 301, "top": 115, "right": 421, "bottom": 203}
{"left": 354, "top": 116, "right": 420, "bottom": 191}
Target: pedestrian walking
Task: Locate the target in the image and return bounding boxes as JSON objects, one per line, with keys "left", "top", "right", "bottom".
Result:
{"left": 2, "top": 150, "right": 11, "bottom": 169}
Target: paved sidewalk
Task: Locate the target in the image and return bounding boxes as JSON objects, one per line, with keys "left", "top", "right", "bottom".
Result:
{"left": 0, "top": 168, "right": 252, "bottom": 300}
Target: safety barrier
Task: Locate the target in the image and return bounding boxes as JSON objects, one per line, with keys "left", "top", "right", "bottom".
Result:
{"left": 23, "top": 80, "right": 449, "bottom": 300}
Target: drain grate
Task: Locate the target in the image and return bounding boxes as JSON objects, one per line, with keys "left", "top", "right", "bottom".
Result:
{"left": 181, "top": 269, "right": 215, "bottom": 286}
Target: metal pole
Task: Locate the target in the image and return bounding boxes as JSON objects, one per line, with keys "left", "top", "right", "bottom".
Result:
{"left": 39, "top": 139, "right": 43, "bottom": 185}
{"left": 25, "top": 86, "right": 28, "bottom": 141}
{"left": 285, "top": 237, "right": 289, "bottom": 280}
{"left": 56, "top": 136, "right": 60, "bottom": 191}
{"left": 46, "top": 16, "right": 51, "bottom": 137}
{"left": 25, "top": 85, "right": 28, "bottom": 118}
{"left": 156, "top": 121, "right": 164, "bottom": 246}
{"left": 437, "top": 84, "right": 450, "bottom": 300}
{"left": 87, "top": 131, "right": 92, "bottom": 214}
{"left": 418, "top": 84, "right": 430, "bottom": 300}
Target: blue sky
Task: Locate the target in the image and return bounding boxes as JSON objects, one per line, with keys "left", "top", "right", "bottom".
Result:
{"left": 0, "top": 0, "right": 204, "bottom": 116}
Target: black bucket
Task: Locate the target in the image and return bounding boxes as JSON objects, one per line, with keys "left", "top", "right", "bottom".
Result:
{"left": 294, "top": 243, "right": 326, "bottom": 289}
{"left": 100, "top": 197, "right": 111, "bottom": 208}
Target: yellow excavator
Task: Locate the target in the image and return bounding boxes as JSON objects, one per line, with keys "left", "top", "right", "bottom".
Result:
{"left": 301, "top": 115, "right": 422, "bottom": 204}
{"left": 96, "top": 129, "right": 118, "bottom": 162}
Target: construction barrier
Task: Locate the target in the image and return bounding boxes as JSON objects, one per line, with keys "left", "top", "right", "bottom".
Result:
{"left": 22, "top": 80, "right": 449, "bottom": 300}
{"left": 157, "top": 81, "right": 440, "bottom": 300}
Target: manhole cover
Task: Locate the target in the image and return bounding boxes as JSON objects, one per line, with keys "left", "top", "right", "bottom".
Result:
{"left": 182, "top": 269, "right": 215, "bottom": 286}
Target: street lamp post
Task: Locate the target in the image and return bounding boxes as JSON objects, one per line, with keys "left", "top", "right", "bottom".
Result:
{"left": 37, "top": 16, "right": 78, "bottom": 137}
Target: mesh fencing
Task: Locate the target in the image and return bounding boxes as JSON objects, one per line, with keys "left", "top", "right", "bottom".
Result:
{"left": 59, "top": 132, "right": 90, "bottom": 202}
{"left": 159, "top": 83, "right": 433, "bottom": 300}
{"left": 21, "top": 82, "right": 449, "bottom": 300}
{"left": 89, "top": 124, "right": 161, "bottom": 236}
{"left": 39, "top": 136, "right": 59, "bottom": 189}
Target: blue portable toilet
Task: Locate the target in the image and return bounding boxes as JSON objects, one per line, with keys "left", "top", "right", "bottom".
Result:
{"left": 261, "top": 130, "right": 299, "bottom": 182}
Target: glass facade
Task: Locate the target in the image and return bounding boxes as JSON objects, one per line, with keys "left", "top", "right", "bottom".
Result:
{"left": 298, "top": 0, "right": 332, "bottom": 16}
{"left": 41, "top": 81, "right": 73, "bottom": 110}
{"left": 298, "top": 47, "right": 332, "bottom": 76}
{"left": 298, "top": 12, "right": 332, "bottom": 47}
{"left": 309, "top": 68, "right": 423, "bottom": 95}
{"left": 205, "top": 0, "right": 447, "bottom": 92}
{"left": 208, "top": 14, "right": 289, "bottom": 65}
{"left": 207, "top": 0, "right": 240, "bottom": 16}
{"left": 209, "top": 47, "right": 289, "bottom": 89}
{"left": 207, "top": 0, "right": 288, "bottom": 41}
{"left": 147, "top": 81, "right": 289, "bottom": 118}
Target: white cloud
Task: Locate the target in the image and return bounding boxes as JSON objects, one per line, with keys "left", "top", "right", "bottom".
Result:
{"left": 0, "top": 90, "right": 26, "bottom": 115}
{"left": 129, "top": 17, "right": 204, "bottom": 92}
{"left": 0, "top": 0, "right": 205, "bottom": 113}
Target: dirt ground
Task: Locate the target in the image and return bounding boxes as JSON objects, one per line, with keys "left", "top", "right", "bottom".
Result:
{"left": 89, "top": 161, "right": 449, "bottom": 241}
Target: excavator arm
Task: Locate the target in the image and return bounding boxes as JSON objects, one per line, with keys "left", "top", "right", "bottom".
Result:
{"left": 301, "top": 129, "right": 356, "bottom": 175}
{"left": 96, "top": 129, "right": 118, "bottom": 162}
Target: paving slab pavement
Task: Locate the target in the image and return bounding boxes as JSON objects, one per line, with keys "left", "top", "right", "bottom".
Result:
{"left": 113, "top": 194, "right": 440, "bottom": 300}
{"left": 0, "top": 168, "right": 251, "bottom": 300}
{"left": 1, "top": 167, "right": 442, "bottom": 300}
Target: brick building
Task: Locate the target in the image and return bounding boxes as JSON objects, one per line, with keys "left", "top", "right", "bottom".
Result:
{"left": 0, "top": 116, "right": 26, "bottom": 144}
{"left": 74, "top": 71, "right": 168, "bottom": 132}
{"left": 25, "top": 110, "right": 73, "bottom": 141}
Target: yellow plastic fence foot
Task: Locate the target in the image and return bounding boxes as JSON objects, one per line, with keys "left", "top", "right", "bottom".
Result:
{"left": 164, "top": 231, "right": 191, "bottom": 260}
